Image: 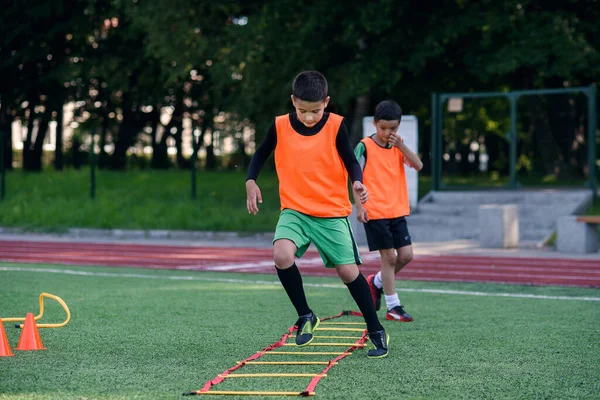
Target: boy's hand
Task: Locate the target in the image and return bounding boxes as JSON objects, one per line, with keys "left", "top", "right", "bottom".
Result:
{"left": 352, "top": 181, "right": 368, "bottom": 204}
{"left": 388, "top": 134, "right": 403, "bottom": 149}
{"left": 357, "top": 207, "right": 369, "bottom": 223}
{"left": 246, "top": 180, "right": 262, "bottom": 215}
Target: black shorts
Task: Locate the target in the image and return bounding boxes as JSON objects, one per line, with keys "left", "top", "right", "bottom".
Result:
{"left": 364, "top": 217, "right": 412, "bottom": 251}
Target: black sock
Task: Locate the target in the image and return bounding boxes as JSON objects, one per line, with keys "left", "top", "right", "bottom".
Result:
{"left": 345, "top": 273, "right": 384, "bottom": 333}
{"left": 276, "top": 263, "right": 311, "bottom": 317}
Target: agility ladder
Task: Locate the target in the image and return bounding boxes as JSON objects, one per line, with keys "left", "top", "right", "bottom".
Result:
{"left": 184, "top": 310, "right": 369, "bottom": 397}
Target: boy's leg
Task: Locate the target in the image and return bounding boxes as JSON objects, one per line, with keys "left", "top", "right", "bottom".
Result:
{"left": 273, "top": 210, "right": 319, "bottom": 346}
{"left": 336, "top": 264, "right": 388, "bottom": 358}
{"left": 308, "top": 216, "right": 388, "bottom": 358}
{"left": 363, "top": 219, "right": 394, "bottom": 310}
{"left": 378, "top": 248, "right": 397, "bottom": 296}
{"left": 391, "top": 218, "right": 413, "bottom": 271}
{"left": 395, "top": 245, "right": 414, "bottom": 273}
{"left": 336, "top": 264, "right": 382, "bottom": 332}
{"left": 385, "top": 217, "right": 414, "bottom": 322}
{"left": 274, "top": 239, "right": 311, "bottom": 317}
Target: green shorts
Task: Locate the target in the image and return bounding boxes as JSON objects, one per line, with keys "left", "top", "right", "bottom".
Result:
{"left": 273, "top": 209, "right": 362, "bottom": 268}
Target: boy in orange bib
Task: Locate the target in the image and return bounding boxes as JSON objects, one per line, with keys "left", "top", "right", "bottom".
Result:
{"left": 353, "top": 101, "right": 423, "bottom": 322}
{"left": 246, "top": 71, "right": 388, "bottom": 358}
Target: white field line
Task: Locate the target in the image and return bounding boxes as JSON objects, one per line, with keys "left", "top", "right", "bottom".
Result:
{"left": 1, "top": 266, "right": 599, "bottom": 302}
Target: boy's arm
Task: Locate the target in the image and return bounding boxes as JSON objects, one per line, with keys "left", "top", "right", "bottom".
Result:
{"left": 336, "top": 122, "right": 368, "bottom": 204}
{"left": 246, "top": 121, "right": 277, "bottom": 182}
{"left": 352, "top": 142, "right": 367, "bottom": 207}
{"left": 393, "top": 138, "right": 423, "bottom": 171}
{"left": 246, "top": 121, "right": 276, "bottom": 215}
{"left": 351, "top": 142, "right": 369, "bottom": 221}
{"left": 353, "top": 141, "right": 366, "bottom": 171}
{"left": 335, "top": 121, "right": 362, "bottom": 183}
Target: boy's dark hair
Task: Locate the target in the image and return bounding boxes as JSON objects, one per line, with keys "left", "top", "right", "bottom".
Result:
{"left": 292, "top": 71, "right": 328, "bottom": 102}
{"left": 374, "top": 100, "right": 402, "bottom": 122}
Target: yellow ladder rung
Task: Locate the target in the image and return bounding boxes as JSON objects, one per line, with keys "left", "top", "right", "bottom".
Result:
{"left": 219, "top": 373, "right": 325, "bottom": 378}
{"left": 316, "top": 327, "right": 365, "bottom": 332}
{"left": 237, "top": 361, "right": 337, "bottom": 365}
{"left": 285, "top": 343, "right": 363, "bottom": 347}
{"left": 313, "top": 335, "right": 362, "bottom": 339}
{"left": 320, "top": 322, "right": 366, "bottom": 325}
{"left": 263, "top": 351, "right": 348, "bottom": 355}
{"left": 197, "top": 390, "right": 315, "bottom": 396}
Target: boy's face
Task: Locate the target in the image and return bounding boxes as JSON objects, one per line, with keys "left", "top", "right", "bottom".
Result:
{"left": 291, "top": 96, "right": 330, "bottom": 128}
{"left": 373, "top": 119, "right": 400, "bottom": 143}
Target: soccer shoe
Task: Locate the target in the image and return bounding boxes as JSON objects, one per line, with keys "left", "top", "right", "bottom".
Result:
{"left": 366, "top": 274, "right": 383, "bottom": 311}
{"left": 295, "top": 313, "right": 320, "bottom": 346}
{"left": 367, "top": 329, "right": 389, "bottom": 358}
{"left": 386, "top": 305, "right": 413, "bottom": 322}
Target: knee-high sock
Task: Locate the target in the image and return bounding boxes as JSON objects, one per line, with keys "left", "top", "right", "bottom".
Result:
{"left": 276, "top": 263, "right": 311, "bottom": 317}
{"left": 345, "top": 273, "right": 384, "bottom": 333}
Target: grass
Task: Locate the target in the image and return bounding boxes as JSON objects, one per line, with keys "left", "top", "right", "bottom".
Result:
{"left": 0, "top": 169, "right": 597, "bottom": 233}
{"left": 587, "top": 197, "right": 600, "bottom": 216}
{"left": 0, "top": 169, "right": 281, "bottom": 232}
{"left": 1, "top": 263, "right": 599, "bottom": 399}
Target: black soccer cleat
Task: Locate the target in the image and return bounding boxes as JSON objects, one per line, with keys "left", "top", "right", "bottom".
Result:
{"left": 295, "top": 312, "right": 320, "bottom": 346}
{"left": 367, "top": 329, "right": 389, "bottom": 358}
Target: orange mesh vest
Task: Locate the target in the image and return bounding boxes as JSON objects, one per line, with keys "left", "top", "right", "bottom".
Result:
{"left": 361, "top": 137, "right": 410, "bottom": 219}
{"left": 274, "top": 113, "right": 352, "bottom": 217}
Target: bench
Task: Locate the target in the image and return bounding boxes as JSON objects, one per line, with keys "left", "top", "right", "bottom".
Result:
{"left": 576, "top": 216, "right": 600, "bottom": 224}
{"left": 557, "top": 215, "right": 599, "bottom": 253}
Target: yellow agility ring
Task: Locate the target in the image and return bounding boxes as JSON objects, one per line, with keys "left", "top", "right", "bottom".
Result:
{"left": 2, "top": 292, "right": 71, "bottom": 329}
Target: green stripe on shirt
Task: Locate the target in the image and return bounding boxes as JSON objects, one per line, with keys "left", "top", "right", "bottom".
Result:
{"left": 354, "top": 142, "right": 366, "bottom": 170}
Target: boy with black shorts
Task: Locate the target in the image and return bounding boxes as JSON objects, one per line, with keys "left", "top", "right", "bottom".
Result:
{"left": 245, "top": 71, "right": 389, "bottom": 358}
{"left": 353, "top": 100, "right": 423, "bottom": 322}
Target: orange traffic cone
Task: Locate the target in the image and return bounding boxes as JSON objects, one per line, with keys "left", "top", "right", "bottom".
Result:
{"left": 0, "top": 318, "right": 14, "bottom": 357}
{"left": 16, "top": 313, "right": 46, "bottom": 351}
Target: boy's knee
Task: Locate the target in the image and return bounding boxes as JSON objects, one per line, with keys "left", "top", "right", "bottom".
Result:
{"left": 335, "top": 264, "right": 359, "bottom": 284}
{"left": 380, "top": 251, "right": 396, "bottom": 267}
{"left": 273, "top": 239, "right": 298, "bottom": 269}
{"left": 396, "top": 251, "right": 413, "bottom": 269}
{"left": 273, "top": 249, "right": 295, "bottom": 269}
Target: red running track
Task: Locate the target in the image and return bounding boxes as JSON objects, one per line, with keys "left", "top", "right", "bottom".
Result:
{"left": 0, "top": 240, "right": 599, "bottom": 288}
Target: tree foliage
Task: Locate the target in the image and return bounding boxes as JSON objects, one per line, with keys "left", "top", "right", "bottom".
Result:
{"left": 0, "top": 0, "right": 597, "bottom": 178}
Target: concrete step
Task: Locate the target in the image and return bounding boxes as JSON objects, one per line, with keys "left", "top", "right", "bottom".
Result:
{"left": 408, "top": 224, "right": 551, "bottom": 243}
{"left": 416, "top": 203, "right": 581, "bottom": 219}
{"left": 409, "top": 227, "right": 477, "bottom": 242}
{"left": 354, "top": 189, "right": 593, "bottom": 246}
{"left": 408, "top": 214, "right": 555, "bottom": 232}
{"left": 427, "top": 190, "right": 591, "bottom": 205}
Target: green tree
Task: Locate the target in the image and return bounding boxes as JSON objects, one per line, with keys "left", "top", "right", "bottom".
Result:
{"left": 0, "top": 1, "right": 88, "bottom": 170}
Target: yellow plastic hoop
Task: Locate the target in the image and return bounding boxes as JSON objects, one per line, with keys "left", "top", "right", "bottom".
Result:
{"left": 2, "top": 293, "right": 71, "bottom": 329}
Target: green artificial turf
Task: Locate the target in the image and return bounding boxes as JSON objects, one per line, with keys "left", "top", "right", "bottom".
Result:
{"left": 1, "top": 263, "right": 598, "bottom": 399}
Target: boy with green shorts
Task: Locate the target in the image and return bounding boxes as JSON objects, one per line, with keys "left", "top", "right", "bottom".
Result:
{"left": 245, "top": 71, "right": 389, "bottom": 358}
